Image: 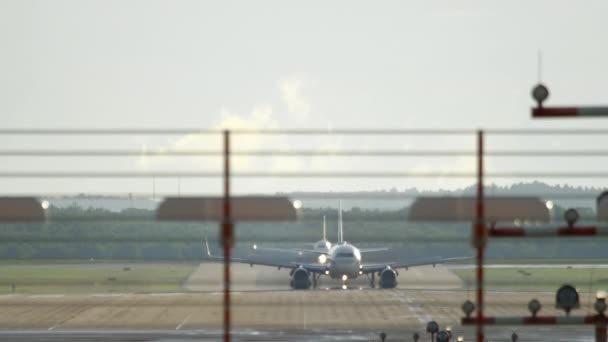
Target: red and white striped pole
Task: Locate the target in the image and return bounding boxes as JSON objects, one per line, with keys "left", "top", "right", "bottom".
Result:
{"left": 462, "top": 315, "right": 608, "bottom": 326}
{"left": 533, "top": 107, "right": 608, "bottom": 118}
{"left": 531, "top": 84, "right": 608, "bottom": 118}
{"left": 488, "top": 226, "right": 608, "bottom": 237}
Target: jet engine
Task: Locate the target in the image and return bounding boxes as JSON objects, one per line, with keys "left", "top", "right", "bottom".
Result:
{"left": 290, "top": 267, "right": 311, "bottom": 290}
{"left": 379, "top": 267, "right": 397, "bottom": 289}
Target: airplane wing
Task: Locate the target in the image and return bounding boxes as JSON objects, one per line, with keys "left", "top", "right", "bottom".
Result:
{"left": 252, "top": 245, "right": 386, "bottom": 254}
{"left": 205, "top": 238, "right": 329, "bottom": 273}
{"left": 358, "top": 247, "right": 390, "bottom": 253}
{"left": 360, "top": 256, "right": 472, "bottom": 274}
{"left": 252, "top": 245, "right": 328, "bottom": 255}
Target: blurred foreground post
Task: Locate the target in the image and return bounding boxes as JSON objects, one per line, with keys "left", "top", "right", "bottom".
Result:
{"left": 475, "top": 130, "right": 485, "bottom": 342}
{"left": 222, "top": 130, "right": 233, "bottom": 342}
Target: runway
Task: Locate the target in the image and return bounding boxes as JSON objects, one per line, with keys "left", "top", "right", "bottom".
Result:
{"left": 183, "top": 262, "right": 464, "bottom": 291}
{"left": 0, "top": 328, "right": 596, "bottom": 342}
{"left": 0, "top": 263, "right": 600, "bottom": 341}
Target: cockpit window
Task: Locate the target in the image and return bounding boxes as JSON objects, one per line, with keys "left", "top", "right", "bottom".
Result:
{"left": 336, "top": 252, "right": 354, "bottom": 258}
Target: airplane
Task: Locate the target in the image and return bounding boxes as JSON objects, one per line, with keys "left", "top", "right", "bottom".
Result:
{"left": 313, "top": 215, "right": 332, "bottom": 252}
{"left": 205, "top": 201, "right": 470, "bottom": 290}
{"left": 253, "top": 215, "right": 333, "bottom": 256}
{"left": 250, "top": 215, "right": 373, "bottom": 266}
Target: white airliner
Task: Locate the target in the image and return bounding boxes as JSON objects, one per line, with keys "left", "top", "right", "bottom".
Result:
{"left": 313, "top": 215, "right": 332, "bottom": 252}
{"left": 206, "top": 202, "right": 470, "bottom": 290}
{"left": 253, "top": 215, "right": 333, "bottom": 255}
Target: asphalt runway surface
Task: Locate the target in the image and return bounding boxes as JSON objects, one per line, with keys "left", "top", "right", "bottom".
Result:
{"left": 0, "top": 263, "right": 601, "bottom": 341}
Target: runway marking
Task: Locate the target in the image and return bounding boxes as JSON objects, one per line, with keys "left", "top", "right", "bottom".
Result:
{"left": 175, "top": 313, "right": 192, "bottom": 330}
{"left": 210, "top": 291, "right": 241, "bottom": 296}
{"left": 390, "top": 315, "right": 426, "bottom": 320}
{"left": 47, "top": 326, "right": 55, "bottom": 331}
{"left": 31, "top": 294, "right": 64, "bottom": 298}
{"left": 391, "top": 291, "right": 440, "bottom": 324}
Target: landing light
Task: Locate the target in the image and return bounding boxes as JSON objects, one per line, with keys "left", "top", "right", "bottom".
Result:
{"left": 253, "top": 244, "right": 257, "bottom": 250}
{"left": 292, "top": 199, "right": 303, "bottom": 209}
{"left": 545, "top": 200, "right": 554, "bottom": 210}
{"left": 359, "top": 270, "right": 363, "bottom": 275}
{"left": 341, "top": 274, "right": 348, "bottom": 282}
{"left": 318, "top": 254, "right": 327, "bottom": 264}
{"left": 41, "top": 200, "right": 50, "bottom": 210}
{"left": 325, "top": 270, "right": 330, "bottom": 275}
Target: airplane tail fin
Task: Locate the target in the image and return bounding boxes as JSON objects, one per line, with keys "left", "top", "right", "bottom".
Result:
{"left": 338, "top": 201, "right": 344, "bottom": 243}
{"left": 322, "top": 216, "right": 327, "bottom": 241}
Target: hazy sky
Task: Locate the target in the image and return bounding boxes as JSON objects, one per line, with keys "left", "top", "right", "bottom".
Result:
{"left": 1, "top": 1, "right": 608, "bottom": 195}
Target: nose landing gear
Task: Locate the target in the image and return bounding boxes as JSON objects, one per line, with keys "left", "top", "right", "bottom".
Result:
{"left": 341, "top": 274, "right": 349, "bottom": 289}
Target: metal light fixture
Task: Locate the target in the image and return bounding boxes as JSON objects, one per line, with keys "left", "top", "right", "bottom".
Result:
{"left": 426, "top": 321, "right": 439, "bottom": 334}
{"left": 564, "top": 208, "right": 579, "bottom": 228}
{"left": 556, "top": 284, "right": 580, "bottom": 314}
{"left": 595, "top": 290, "right": 607, "bottom": 315}
{"left": 412, "top": 332, "right": 420, "bottom": 342}
{"left": 436, "top": 331, "right": 449, "bottom": 342}
{"left": 462, "top": 300, "right": 475, "bottom": 318}
{"left": 532, "top": 84, "right": 550, "bottom": 107}
{"left": 528, "top": 299, "right": 541, "bottom": 317}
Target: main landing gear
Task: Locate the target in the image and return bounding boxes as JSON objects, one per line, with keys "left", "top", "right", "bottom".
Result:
{"left": 312, "top": 273, "right": 321, "bottom": 289}
{"left": 366, "top": 272, "right": 376, "bottom": 288}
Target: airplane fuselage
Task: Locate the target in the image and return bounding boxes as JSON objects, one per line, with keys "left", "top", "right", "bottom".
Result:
{"left": 327, "top": 242, "right": 362, "bottom": 280}
{"left": 313, "top": 239, "right": 332, "bottom": 253}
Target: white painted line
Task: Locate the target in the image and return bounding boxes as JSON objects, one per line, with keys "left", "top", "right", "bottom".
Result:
{"left": 31, "top": 294, "right": 65, "bottom": 298}
{"left": 175, "top": 313, "right": 192, "bottom": 330}
{"left": 91, "top": 293, "right": 127, "bottom": 297}
{"left": 147, "top": 293, "right": 185, "bottom": 297}
{"left": 390, "top": 315, "right": 425, "bottom": 320}
{"left": 47, "top": 326, "right": 55, "bottom": 331}
{"left": 209, "top": 292, "right": 241, "bottom": 296}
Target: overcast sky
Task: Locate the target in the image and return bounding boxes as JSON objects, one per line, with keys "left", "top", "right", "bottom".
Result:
{"left": 1, "top": 1, "right": 608, "bottom": 195}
